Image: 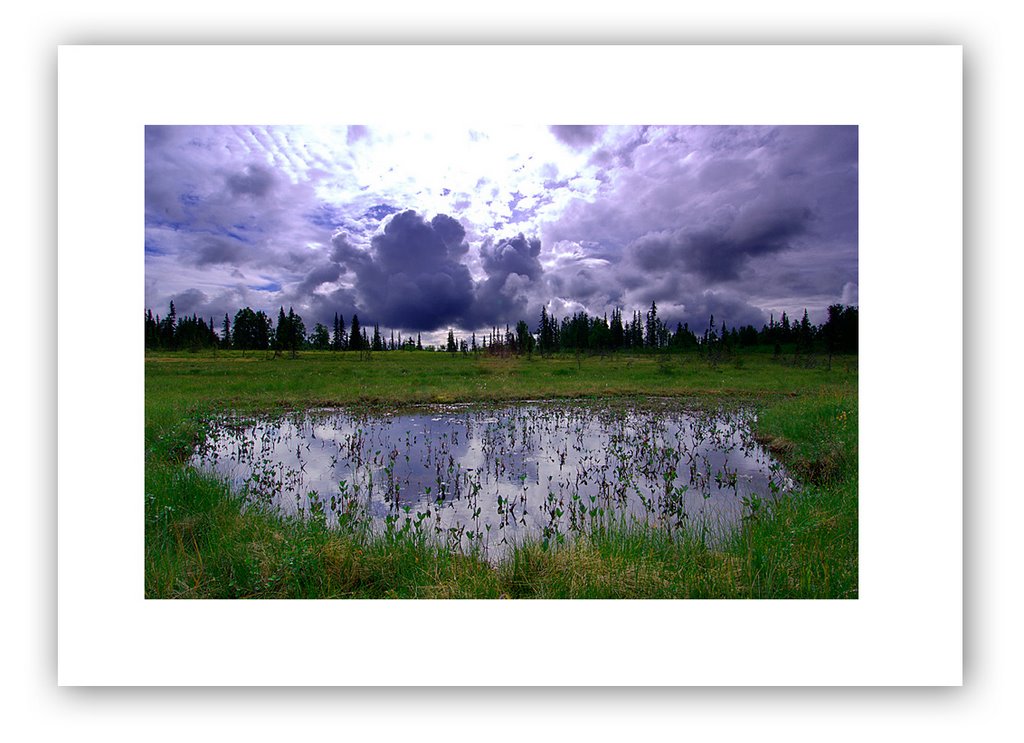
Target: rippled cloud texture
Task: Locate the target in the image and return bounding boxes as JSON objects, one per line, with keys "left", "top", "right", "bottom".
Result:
{"left": 146, "top": 125, "right": 857, "bottom": 342}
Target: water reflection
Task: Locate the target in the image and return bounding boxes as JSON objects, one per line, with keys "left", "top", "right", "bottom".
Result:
{"left": 192, "top": 402, "right": 793, "bottom": 559}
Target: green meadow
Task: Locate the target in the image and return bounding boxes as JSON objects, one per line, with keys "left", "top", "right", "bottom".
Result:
{"left": 145, "top": 349, "right": 857, "bottom": 599}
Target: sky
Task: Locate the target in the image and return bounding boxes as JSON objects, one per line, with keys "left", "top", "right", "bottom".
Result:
{"left": 145, "top": 124, "right": 857, "bottom": 345}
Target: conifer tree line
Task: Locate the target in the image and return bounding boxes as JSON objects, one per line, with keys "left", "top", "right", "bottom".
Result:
{"left": 145, "top": 300, "right": 857, "bottom": 356}
{"left": 144, "top": 303, "right": 426, "bottom": 354}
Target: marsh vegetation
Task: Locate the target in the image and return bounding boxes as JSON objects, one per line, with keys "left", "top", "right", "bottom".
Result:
{"left": 191, "top": 402, "right": 793, "bottom": 560}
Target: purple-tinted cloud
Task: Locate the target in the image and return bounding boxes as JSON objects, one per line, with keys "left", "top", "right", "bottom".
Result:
{"left": 330, "top": 210, "right": 475, "bottom": 331}
{"left": 225, "top": 163, "right": 276, "bottom": 198}
{"left": 550, "top": 125, "right": 603, "bottom": 149}
{"left": 467, "top": 233, "right": 545, "bottom": 326}
{"left": 627, "top": 197, "right": 814, "bottom": 281}
{"left": 145, "top": 125, "right": 857, "bottom": 338}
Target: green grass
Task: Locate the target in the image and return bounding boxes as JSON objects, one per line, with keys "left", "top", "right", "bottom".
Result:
{"left": 145, "top": 348, "right": 857, "bottom": 599}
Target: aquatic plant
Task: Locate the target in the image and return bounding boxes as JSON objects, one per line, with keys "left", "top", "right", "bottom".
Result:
{"left": 190, "top": 400, "right": 793, "bottom": 562}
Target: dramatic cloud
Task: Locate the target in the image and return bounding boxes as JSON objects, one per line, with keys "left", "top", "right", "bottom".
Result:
{"left": 145, "top": 124, "right": 858, "bottom": 342}
{"left": 469, "top": 233, "right": 544, "bottom": 326}
{"left": 627, "top": 197, "right": 813, "bottom": 281}
{"left": 330, "top": 210, "right": 475, "bottom": 331}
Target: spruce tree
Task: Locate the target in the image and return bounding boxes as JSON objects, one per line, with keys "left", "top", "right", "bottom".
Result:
{"left": 645, "top": 301, "right": 659, "bottom": 349}
{"left": 163, "top": 301, "right": 177, "bottom": 349}
{"left": 349, "top": 314, "right": 362, "bottom": 351}
{"left": 144, "top": 310, "right": 157, "bottom": 349}
{"left": 221, "top": 314, "right": 232, "bottom": 349}
{"left": 798, "top": 309, "right": 813, "bottom": 352}
{"left": 538, "top": 305, "right": 552, "bottom": 354}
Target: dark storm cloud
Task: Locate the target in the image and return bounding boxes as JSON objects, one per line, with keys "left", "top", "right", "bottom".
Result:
{"left": 330, "top": 210, "right": 475, "bottom": 331}
{"left": 550, "top": 125, "right": 603, "bottom": 149}
{"left": 303, "top": 286, "right": 361, "bottom": 330}
{"left": 627, "top": 197, "right": 813, "bottom": 281}
{"left": 481, "top": 233, "right": 542, "bottom": 281}
{"left": 373, "top": 210, "right": 462, "bottom": 273}
{"left": 430, "top": 213, "right": 470, "bottom": 257}
{"left": 467, "top": 233, "right": 544, "bottom": 326}
{"left": 329, "top": 232, "right": 359, "bottom": 264}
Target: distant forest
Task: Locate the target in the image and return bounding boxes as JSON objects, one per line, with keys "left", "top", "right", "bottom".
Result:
{"left": 145, "top": 301, "right": 858, "bottom": 359}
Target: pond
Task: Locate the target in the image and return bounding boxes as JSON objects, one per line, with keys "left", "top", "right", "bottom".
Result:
{"left": 191, "top": 400, "right": 794, "bottom": 559}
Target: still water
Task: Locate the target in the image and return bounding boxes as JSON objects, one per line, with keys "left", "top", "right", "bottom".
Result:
{"left": 192, "top": 401, "right": 792, "bottom": 559}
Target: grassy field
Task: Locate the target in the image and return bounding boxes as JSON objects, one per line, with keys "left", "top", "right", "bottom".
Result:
{"left": 145, "top": 349, "right": 857, "bottom": 599}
